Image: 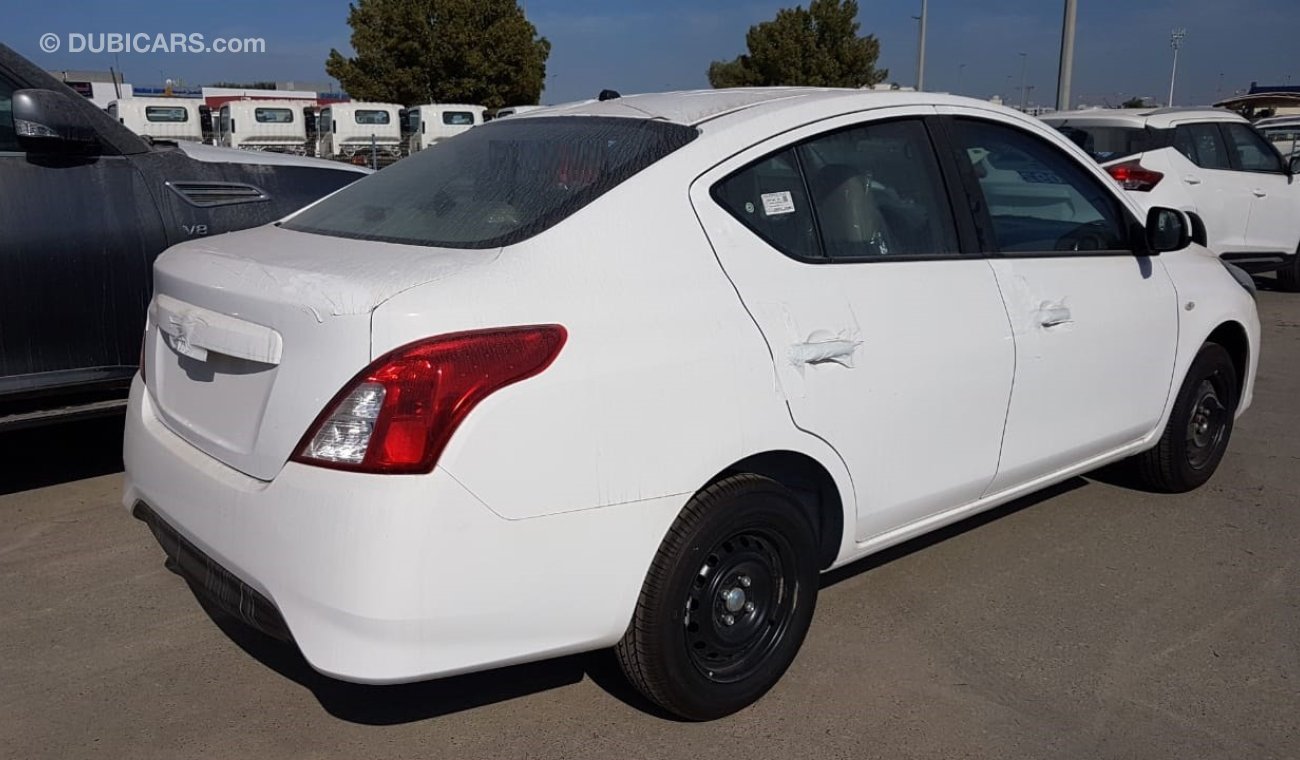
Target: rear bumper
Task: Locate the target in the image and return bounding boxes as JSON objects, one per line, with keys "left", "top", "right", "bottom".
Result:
{"left": 1220, "top": 251, "right": 1294, "bottom": 274}
{"left": 122, "top": 377, "right": 682, "bottom": 684}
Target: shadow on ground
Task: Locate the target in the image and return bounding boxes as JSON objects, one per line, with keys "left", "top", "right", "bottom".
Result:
{"left": 177, "top": 476, "right": 1095, "bottom": 724}
{"left": 0, "top": 414, "right": 125, "bottom": 495}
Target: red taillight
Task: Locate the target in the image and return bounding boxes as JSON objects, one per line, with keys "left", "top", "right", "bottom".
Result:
{"left": 292, "top": 325, "right": 567, "bottom": 474}
{"left": 1106, "top": 160, "right": 1164, "bottom": 192}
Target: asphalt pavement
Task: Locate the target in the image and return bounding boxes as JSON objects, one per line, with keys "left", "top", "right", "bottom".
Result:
{"left": 2, "top": 287, "right": 1297, "bottom": 760}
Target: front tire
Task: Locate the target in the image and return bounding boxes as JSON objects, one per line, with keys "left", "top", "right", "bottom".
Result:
{"left": 1132, "top": 343, "right": 1239, "bottom": 493}
{"left": 616, "top": 474, "right": 819, "bottom": 720}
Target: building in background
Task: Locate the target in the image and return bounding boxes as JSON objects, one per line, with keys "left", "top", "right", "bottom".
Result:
{"left": 47, "top": 69, "right": 132, "bottom": 108}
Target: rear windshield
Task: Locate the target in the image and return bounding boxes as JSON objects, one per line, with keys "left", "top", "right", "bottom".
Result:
{"left": 443, "top": 111, "right": 474, "bottom": 126}
{"left": 355, "top": 109, "right": 391, "bottom": 125}
{"left": 255, "top": 107, "right": 294, "bottom": 123}
{"left": 145, "top": 106, "right": 189, "bottom": 123}
{"left": 1053, "top": 125, "right": 1157, "bottom": 162}
{"left": 283, "top": 116, "right": 698, "bottom": 249}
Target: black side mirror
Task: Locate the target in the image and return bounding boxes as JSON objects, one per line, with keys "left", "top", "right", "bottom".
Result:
{"left": 1289, "top": 155, "right": 1300, "bottom": 175}
{"left": 12, "top": 88, "right": 99, "bottom": 152}
{"left": 1145, "top": 207, "right": 1191, "bottom": 254}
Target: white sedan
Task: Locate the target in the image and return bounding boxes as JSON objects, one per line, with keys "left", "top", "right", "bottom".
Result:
{"left": 124, "top": 88, "right": 1260, "bottom": 720}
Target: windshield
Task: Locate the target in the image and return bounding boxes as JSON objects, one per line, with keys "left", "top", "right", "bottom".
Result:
{"left": 283, "top": 116, "right": 698, "bottom": 249}
{"left": 1053, "top": 124, "right": 1156, "bottom": 162}
{"left": 1259, "top": 125, "right": 1300, "bottom": 159}
{"left": 255, "top": 108, "right": 294, "bottom": 123}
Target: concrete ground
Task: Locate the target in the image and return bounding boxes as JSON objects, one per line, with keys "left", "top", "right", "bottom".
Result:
{"left": 1, "top": 289, "right": 1297, "bottom": 760}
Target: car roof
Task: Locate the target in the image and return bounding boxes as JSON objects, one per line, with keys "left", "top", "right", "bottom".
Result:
{"left": 1044, "top": 106, "right": 1246, "bottom": 128}
{"left": 527, "top": 87, "right": 987, "bottom": 128}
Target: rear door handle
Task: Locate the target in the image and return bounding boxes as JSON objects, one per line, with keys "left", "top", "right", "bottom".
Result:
{"left": 1183, "top": 175, "right": 1202, "bottom": 185}
{"left": 1253, "top": 189, "right": 1268, "bottom": 197}
{"left": 1039, "top": 305, "right": 1072, "bottom": 328}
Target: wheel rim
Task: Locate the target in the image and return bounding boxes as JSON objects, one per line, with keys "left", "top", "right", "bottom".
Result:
{"left": 1186, "top": 376, "right": 1228, "bottom": 470}
{"left": 683, "top": 528, "right": 799, "bottom": 684}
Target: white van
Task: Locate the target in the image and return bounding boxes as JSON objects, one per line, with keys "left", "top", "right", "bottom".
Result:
{"left": 214, "top": 100, "right": 310, "bottom": 154}
{"left": 107, "top": 97, "right": 203, "bottom": 142}
{"left": 404, "top": 104, "right": 484, "bottom": 153}
{"left": 316, "top": 102, "right": 403, "bottom": 161}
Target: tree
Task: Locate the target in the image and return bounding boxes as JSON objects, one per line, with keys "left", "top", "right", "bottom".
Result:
{"left": 1120, "top": 97, "right": 1148, "bottom": 108}
{"left": 708, "top": 0, "right": 887, "bottom": 89}
{"left": 325, "top": 0, "right": 550, "bottom": 109}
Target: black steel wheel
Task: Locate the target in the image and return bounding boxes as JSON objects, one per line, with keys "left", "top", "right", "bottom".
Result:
{"left": 616, "top": 474, "right": 819, "bottom": 720}
{"left": 1133, "top": 342, "right": 1239, "bottom": 493}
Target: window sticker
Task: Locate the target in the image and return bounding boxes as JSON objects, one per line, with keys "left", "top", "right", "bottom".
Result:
{"left": 761, "top": 191, "right": 796, "bottom": 216}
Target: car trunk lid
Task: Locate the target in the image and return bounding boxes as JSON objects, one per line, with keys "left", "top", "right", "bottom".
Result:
{"left": 145, "top": 225, "right": 496, "bottom": 480}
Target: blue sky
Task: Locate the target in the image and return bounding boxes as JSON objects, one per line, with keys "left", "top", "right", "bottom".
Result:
{"left": 6, "top": 0, "right": 1297, "bottom": 107}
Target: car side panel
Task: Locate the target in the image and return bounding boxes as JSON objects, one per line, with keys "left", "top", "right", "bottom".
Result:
{"left": 371, "top": 152, "right": 857, "bottom": 541}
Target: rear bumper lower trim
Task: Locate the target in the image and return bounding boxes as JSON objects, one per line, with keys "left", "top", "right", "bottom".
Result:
{"left": 133, "top": 501, "right": 293, "bottom": 642}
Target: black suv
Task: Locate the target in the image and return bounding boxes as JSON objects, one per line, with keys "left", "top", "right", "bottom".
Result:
{"left": 0, "top": 45, "right": 367, "bottom": 428}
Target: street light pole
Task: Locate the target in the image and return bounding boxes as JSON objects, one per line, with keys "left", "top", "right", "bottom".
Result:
{"left": 1168, "top": 28, "right": 1186, "bottom": 107}
{"left": 957, "top": 63, "right": 966, "bottom": 94}
{"left": 1057, "top": 0, "right": 1077, "bottom": 111}
{"left": 1019, "top": 52, "right": 1029, "bottom": 111}
{"left": 915, "top": 0, "right": 928, "bottom": 91}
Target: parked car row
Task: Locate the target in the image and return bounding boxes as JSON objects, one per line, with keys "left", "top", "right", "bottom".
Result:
{"left": 1043, "top": 107, "right": 1300, "bottom": 290}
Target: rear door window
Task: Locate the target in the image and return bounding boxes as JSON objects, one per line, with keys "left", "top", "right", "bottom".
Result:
{"left": 1222, "top": 123, "right": 1285, "bottom": 173}
{"left": 713, "top": 148, "right": 819, "bottom": 259}
{"left": 1174, "top": 124, "right": 1232, "bottom": 170}
{"left": 283, "top": 116, "right": 698, "bottom": 249}
{"left": 443, "top": 111, "right": 474, "bottom": 126}
{"left": 797, "top": 119, "right": 958, "bottom": 258}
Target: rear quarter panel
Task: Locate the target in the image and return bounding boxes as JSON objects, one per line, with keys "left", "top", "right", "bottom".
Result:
{"left": 370, "top": 148, "right": 856, "bottom": 534}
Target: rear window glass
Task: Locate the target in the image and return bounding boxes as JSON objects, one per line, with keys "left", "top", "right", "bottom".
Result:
{"left": 255, "top": 108, "right": 294, "bottom": 123}
{"left": 443, "top": 111, "right": 474, "bottom": 126}
{"left": 1053, "top": 125, "right": 1154, "bottom": 162}
{"left": 283, "top": 116, "right": 698, "bottom": 249}
{"left": 145, "top": 106, "right": 189, "bottom": 123}
{"left": 355, "top": 109, "right": 391, "bottom": 125}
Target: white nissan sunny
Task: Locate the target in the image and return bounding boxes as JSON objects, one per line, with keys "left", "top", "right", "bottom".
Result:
{"left": 124, "top": 88, "right": 1260, "bottom": 720}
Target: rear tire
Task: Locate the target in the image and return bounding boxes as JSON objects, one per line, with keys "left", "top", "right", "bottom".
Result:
{"left": 1132, "top": 343, "right": 1238, "bottom": 493}
{"left": 616, "top": 474, "right": 819, "bottom": 721}
{"left": 1277, "top": 245, "right": 1300, "bottom": 292}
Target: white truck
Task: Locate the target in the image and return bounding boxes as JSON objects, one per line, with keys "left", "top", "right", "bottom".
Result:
{"left": 214, "top": 100, "right": 310, "bottom": 154}
{"left": 403, "top": 103, "right": 484, "bottom": 153}
{"left": 106, "top": 97, "right": 204, "bottom": 142}
{"left": 316, "top": 102, "right": 402, "bottom": 163}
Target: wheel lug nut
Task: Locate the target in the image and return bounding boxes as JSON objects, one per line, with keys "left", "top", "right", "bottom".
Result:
{"left": 744, "top": 602, "right": 755, "bottom": 613}
{"left": 722, "top": 614, "right": 735, "bottom": 626}
{"left": 738, "top": 575, "right": 751, "bottom": 588}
